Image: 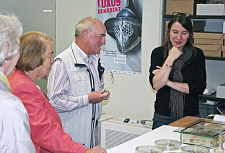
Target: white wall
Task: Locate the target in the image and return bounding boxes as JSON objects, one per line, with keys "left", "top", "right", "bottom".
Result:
{"left": 56, "top": 0, "right": 96, "bottom": 53}
{"left": 56, "top": 0, "right": 163, "bottom": 120}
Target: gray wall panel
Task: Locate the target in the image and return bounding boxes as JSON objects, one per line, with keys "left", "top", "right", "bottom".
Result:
{"left": 0, "top": 0, "right": 56, "bottom": 94}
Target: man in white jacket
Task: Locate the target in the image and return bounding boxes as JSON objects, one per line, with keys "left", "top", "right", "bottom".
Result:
{"left": 47, "top": 17, "right": 110, "bottom": 149}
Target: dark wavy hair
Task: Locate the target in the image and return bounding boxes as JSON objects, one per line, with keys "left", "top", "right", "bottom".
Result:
{"left": 163, "top": 13, "right": 196, "bottom": 60}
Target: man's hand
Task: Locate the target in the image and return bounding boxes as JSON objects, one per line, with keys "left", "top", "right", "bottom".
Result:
{"left": 88, "top": 89, "right": 110, "bottom": 103}
{"left": 85, "top": 145, "right": 107, "bottom": 153}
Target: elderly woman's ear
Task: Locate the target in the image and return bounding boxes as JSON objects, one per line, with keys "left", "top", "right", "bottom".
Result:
{"left": 4, "top": 42, "right": 9, "bottom": 58}
{"left": 0, "top": 42, "right": 9, "bottom": 66}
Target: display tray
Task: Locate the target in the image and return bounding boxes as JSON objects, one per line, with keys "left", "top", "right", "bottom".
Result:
{"left": 181, "top": 145, "right": 210, "bottom": 153}
{"left": 174, "top": 118, "right": 225, "bottom": 148}
{"left": 135, "top": 145, "right": 164, "bottom": 153}
{"left": 155, "top": 139, "right": 181, "bottom": 151}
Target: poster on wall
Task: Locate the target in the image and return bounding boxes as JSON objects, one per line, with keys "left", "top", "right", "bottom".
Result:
{"left": 96, "top": 0, "right": 143, "bottom": 74}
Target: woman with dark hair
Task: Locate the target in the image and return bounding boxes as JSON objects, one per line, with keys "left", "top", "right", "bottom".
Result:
{"left": 149, "top": 13, "right": 206, "bottom": 129}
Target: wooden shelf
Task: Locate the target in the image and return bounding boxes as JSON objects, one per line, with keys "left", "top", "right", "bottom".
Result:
{"left": 205, "top": 56, "right": 225, "bottom": 61}
{"left": 163, "top": 15, "right": 225, "bottom": 19}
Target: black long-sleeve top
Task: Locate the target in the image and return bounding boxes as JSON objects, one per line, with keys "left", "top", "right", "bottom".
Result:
{"left": 149, "top": 46, "right": 207, "bottom": 117}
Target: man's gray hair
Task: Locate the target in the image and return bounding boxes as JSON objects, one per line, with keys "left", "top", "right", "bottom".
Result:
{"left": 0, "top": 13, "right": 23, "bottom": 66}
{"left": 75, "top": 17, "right": 96, "bottom": 38}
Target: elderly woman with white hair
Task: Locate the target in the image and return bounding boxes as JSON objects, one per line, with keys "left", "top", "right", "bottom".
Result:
{"left": 0, "top": 13, "right": 35, "bottom": 152}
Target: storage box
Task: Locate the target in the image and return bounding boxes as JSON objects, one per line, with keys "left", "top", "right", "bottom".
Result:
{"left": 166, "top": 0, "right": 193, "bottom": 15}
{"left": 199, "top": 100, "right": 223, "bottom": 118}
{"left": 166, "top": 0, "right": 207, "bottom": 15}
{"left": 217, "top": 83, "right": 225, "bottom": 98}
{"left": 197, "top": 4, "right": 225, "bottom": 15}
{"left": 193, "top": 21, "right": 206, "bottom": 32}
{"left": 195, "top": 44, "right": 222, "bottom": 57}
{"left": 193, "top": 32, "right": 224, "bottom": 45}
{"left": 194, "top": 38, "right": 223, "bottom": 45}
{"left": 193, "top": 26, "right": 205, "bottom": 32}
{"left": 194, "top": 0, "right": 207, "bottom": 15}
{"left": 193, "top": 21, "right": 206, "bottom": 27}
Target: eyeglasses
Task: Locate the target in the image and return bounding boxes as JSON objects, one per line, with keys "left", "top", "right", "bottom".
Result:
{"left": 172, "top": 12, "right": 191, "bottom": 18}
{"left": 104, "top": 71, "right": 114, "bottom": 93}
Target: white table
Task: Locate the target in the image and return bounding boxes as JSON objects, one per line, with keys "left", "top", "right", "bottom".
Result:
{"left": 106, "top": 125, "right": 214, "bottom": 153}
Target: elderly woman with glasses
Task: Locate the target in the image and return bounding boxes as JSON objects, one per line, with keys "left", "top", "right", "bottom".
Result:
{"left": 0, "top": 14, "right": 35, "bottom": 152}
{"left": 149, "top": 12, "right": 206, "bottom": 129}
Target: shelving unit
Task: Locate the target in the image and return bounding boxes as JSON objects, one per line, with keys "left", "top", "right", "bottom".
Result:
{"left": 204, "top": 56, "right": 225, "bottom": 61}
{"left": 164, "top": 15, "right": 225, "bottom": 19}
{"left": 199, "top": 93, "right": 225, "bottom": 102}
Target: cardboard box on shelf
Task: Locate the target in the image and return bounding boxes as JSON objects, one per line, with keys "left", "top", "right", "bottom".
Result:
{"left": 194, "top": 38, "right": 223, "bottom": 45}
{"left": 166, "top": 0, "right": 207, "bottom": 15}
{"left": 195, "top": 44, "right": 222, "bottom": 57}
{"left": 166, "top": 0, "right": 193, "bottom": 15}
{"left": 223, "top": 33, "right": 225, "bottom": 45}
{"left": 193, "top": 32, "right": 224, "bottom": 45}
{"left": 197, "top": 4, "right": 225, "bottom": 15}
